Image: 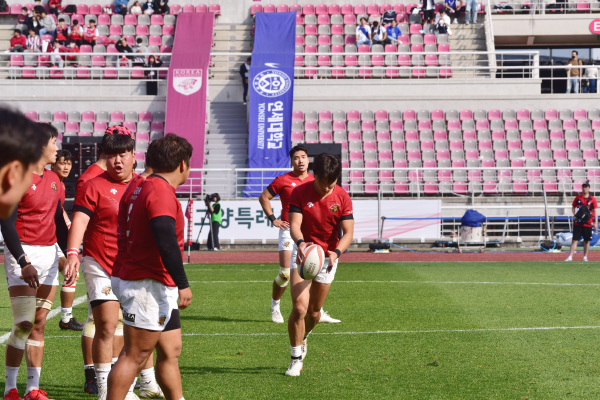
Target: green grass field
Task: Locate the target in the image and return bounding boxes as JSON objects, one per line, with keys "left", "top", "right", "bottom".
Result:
{"left": 2, "top": 261, "right": 600, "bottom": 399}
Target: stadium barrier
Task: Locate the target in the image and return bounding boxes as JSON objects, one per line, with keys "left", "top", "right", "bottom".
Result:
{"left": 490, "top": 0, "right": 600, "bottom": 14}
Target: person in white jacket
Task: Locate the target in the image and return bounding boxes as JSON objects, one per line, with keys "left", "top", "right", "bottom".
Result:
{"left": 434, "top": 10, "right": 452, "bottom": 36}
{"left": 584, "top": 60, "right": 597, "bottom": 93}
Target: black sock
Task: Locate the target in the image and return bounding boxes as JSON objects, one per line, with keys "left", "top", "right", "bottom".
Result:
{"left": 84, "top": 366, "right": 96, "bottom": 382}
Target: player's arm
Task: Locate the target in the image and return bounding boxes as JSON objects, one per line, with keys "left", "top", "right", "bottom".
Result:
{"left": 258, "top": 186, "right": 288, "bottom": 229}
{"left": 63, "top": 208, "right": 71, "bottom": 229}
{"left": 327, "top": 218, "right": 355, "bottom": 268}
{"left": 149, "top": 216, "right": 192, "bottom": 309}
{"left": 0, "top": 206, "right": 39, "bottom": 288}
{"left": 289, "top": 207, "right": 310, "bottom": 264}
{"left": 63, "top": 209, "right": 91, "bottom": 285}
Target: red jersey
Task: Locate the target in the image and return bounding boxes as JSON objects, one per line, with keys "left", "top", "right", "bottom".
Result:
{"left": 75, "top": 163, "right": 105, "bottom": 194}
{"left": 73, "top": 172, "right": 134, "bottom": 274}
{"left": 120, "top": 175, "right": 184, "bottom": 287}
{"left": 289, "top": 182, "right": 353, "bottom": 253}
{"left": 15, "top": 170, "right": 64, "bottom": 246}
{"left": 267, "top": 172, "right": 314, "bottom": 223}
{"left": 573, "top": 194, "right": 598, "bottom": 227}
{"left": 112, "top": 175, "right": 146, "bottom": 278}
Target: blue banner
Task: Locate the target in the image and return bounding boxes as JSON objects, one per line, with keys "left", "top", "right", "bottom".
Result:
{"left": 243, "top": 12, "right": 296, "bottom": 197}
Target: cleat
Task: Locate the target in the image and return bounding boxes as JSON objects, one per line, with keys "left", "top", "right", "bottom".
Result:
{"left": 84, "top": 379, "right": 98, "bottom": 394}
{"left": 97, "top": 385, "right": 107, "bottom": 400}
{"left": 138, "top": 385, "right": 165, "bottom": 399}
{"left": 271, "top": 305, "right": 284, "bottom": 323}
{"left": 59, "top": 318, "right": 84, "bottom": 331}
{"left": 134, "top": 381, "right": 140, "bottom": 390}
{"left": 125, "top": 393, "right": 140, "bottom": 400}
{"left": 285, "top": 358, "right": 303, "bottom": 376}
{"left": 3, "top": 389, "right": 21, "bottom": 400}
{"left": 301, "top": 337, "right": 308, "bottom": 361}
{"left": 320, "top": 310, "right": 341, "bottom": 324}
{"left": 565, "top": 256, "right": 573, "bottom": 262}
{"left": 584, "top": 256, "right": 589, "bottom": 262}
{"left": 23, "top": 390, "right": 54, "bottom": 400}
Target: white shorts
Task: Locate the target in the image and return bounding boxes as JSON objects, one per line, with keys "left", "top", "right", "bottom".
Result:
{"left": 290, "top": 245, "right": 338, "bottom": 285}
{"left": 55, "top": 243, "right": 65, "bottom": 259}
{"left": 83, "top": 256, "right": 118, "bottom": 302}
{"left": 278, "top": 228, "right": 294, "bottom": 252}
{"left": 119, "top": 278, "right": 179, "bottom": 331}
{"left": 111, "top": 276, "right": 122, "bottom": 301}
{"left": 4, "top": 243, "right": 59, "bottom": 287}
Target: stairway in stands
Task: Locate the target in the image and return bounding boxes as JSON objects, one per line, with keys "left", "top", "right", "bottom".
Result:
{"left": 204, "top": 102, "right": 248, "bottom": 197}
{"left": 448, "top": 23, "right": 488, "bottom": 78}
{"left": 211, "top": 23, "right": 253, "bottom": 80}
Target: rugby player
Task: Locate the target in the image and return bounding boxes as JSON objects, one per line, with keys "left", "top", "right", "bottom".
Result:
{"left": 51, "top": 149, "right": 85, "bottom": 331}
{"left": 285, "top": 153, "right": 354, "bottom": 377}
{"left": 258, "top": 145, "right": 340, "bottom": 324}
{"left": 0, "top": 123, "right": 67, "bottom": 400}
{"left": 107, "top": 134, "right": 193, "bottom": 400}
{"left": 0, "top": 108, "right": 48, "bottom": 220}
{"left": 64, "top": 128, "right": 136, "bottom": 400}
{"left": 112, "top": 141, "right": 165, "bottom": 399}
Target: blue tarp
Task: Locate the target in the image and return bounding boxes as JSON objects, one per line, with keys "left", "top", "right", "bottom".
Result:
{"left": 461, "top": 209, "right": 486, "bottom": 227}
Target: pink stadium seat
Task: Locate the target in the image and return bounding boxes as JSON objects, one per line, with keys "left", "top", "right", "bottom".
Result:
{"left": 296, "top": 15, "right": 304, "bottom": 24}
{"left": 195, "top": 4, "right": 208, "bottom": 12}
{"left": 447, "top": 120, "right": 461, "bottom": 131}
{"left": 476, "top": 120, "right": 490, "bottom": 131}
{"left": 277, "top": 4, "right": 289, "bottom": 12}
{"left": 124, "top": 14, "right": 137, "bottom": 25}
{"left": 347, "top": 110, "right": 360, "bottom": 121}
{"left": 122, "top": 121, "right": 136, "bottom": 132}
{"left": 94, "top": 121, "right": 107, "bottom": 132}
{"left": 263, "top": 4, "right": 276, "bottom": 13}
{"left": 418, "top": 120, "right": 432, "bottom": 131}
{"left": 110, "top": 111, "right": 124, "bottom": 122}
{"left": 333, "top": 121, "right": 346, "bottom": 131}
{"left": 507, "top": 140, "right": 521, "bottom": 150}
{"left": 362, "top": 121, "right": 375, "bottom": 131}
{"left": 170, "top": 3, "right": 182, "bottom": 13}
{"left": 584, "top": 149, "right": 597, "bottom": 160}
{"left": 317, "top": 14, "right": 330, "bottom": 24}
{"left": 519, "top": 131, "right": 533, "bottom": 141}
{"left": 291, "top": 131, "right": 304, "bottom": 142}
{"left": 449, "top": 140, "right": 463, "bottom": 151}
{"left": 563, "top": 119, "right": 577, "bottom": 130}
{"left": 375, "top": 110, "right": 388, "bottom": 121}
{"left": 421, "top": 140, "right": 434, "bottom": 151}
{"left": 367, "top": 4, "right": 380, "bottom": 14}
{"left": 103, "top": 69, "right": 118, "bottom": 79}
{"left": 516, "top": 109, "right": 530, "bottom": 120}
{"left": 403, "top": 110, "right": 416, "bottom": 121}
{"left": 550, "top": 130, "right": 564, "bottom": 140}
{"left": 136, "top": 25, "right": 149, "bottom": 35}
{"left": 423, "top": 34, "right": 436, "bottom": 45}
{"left": 397, "top": 53, "right": 410, "bottom": 66}
{"left": 463, "top": 131, "right": 476, "bottom": 140}
{"left": 319, "top": 131, "right": 333, "bottom": 142}
{"left": 289, "top": 4, "right": 302, "bottom": 14}
{"left": 393, "top": 4, "right": 406, "bottom": 14}
{"left": 494, "top": 149, "right": 508, "bottom": 160}
{"left": 377, "top": 131, "right": 390, "bottom": 141}
{"left": 305, "top": 24, "right": 317, "bottom": 35}
{"left": 318, "top": 35, "right": 331, "bottom": 46}
{"left": 411, "top": 44, "right": 423, "bottom": 53}
{"left": 580, "top": 130, "right": 593, "bottom": 140}
{"left": 328, "top": 4, "right": 341, "bottom": 14}
{"left": 533, "top": 120, "right": 547, "bottom": 130}
{"left": 317, "top": 55, "right": 330, "bottom": 66}
{"left": 348, "top": 132, "right": 361, "bottom": 141}
{"left": 479, "top": 140, "right": 492, "bottom": 151}
{"left": 381, "top": 3, "right": 393, "bottom": 13}
{"left": 577, "top": 1, "right": 590, "bottom": 12}
{"left": 553, "top": 149, "right": 567, "bottom": 160}
{"left": 209, "top": 4, "right": 221, "bottom": 14}
{"left": 409, "top": 24, "right": 422, "bottom": 35}
{"left": 77, "top": 4, "right": 89, "bottom": 14}
{"left": 250, "top": 4, "right": 262, "bottom": 14}
{"left": 492, "top": 131, "right": 505, "bottom": 141}
{"left": 465, "top": 150, "right": 479, "bottom": 160}
{"left": 303, "top": 4, "right": 316, "bottom": 15}
{"left": 405, "top": 131, "right": 418, "bottom": 141}
{"left": 319, "top": 111, "right": 332, "bottom": 121}
{"left": 537, "top": 140, "right": 550, "bottom": 150}
{"left": 545, "top": 109, "right": 558, "bottom": 121}
{"left": 65, "top": 121, "right": 79, "bottom": 132}
{"left": 10, "top": 4, "right": 23, "bottom": 14}
{"left": 25, "top": 111, "right": 38, "bottom": 121}
{"left": 98, "top": 14, "right": 111, "bottom": 25}
{"left": 341, "top": 4, "right": 353, "bottom": 15}
{"left": 315, "top": 4, "right": 328, "bottom": 14}
{"left": 390, "top": 120, "right": 403, "bottom": 131}
{"left": 305, "top": 121, "right": 318, "bottom": 131}
{"left": 574, "top": 109, "right": 588, "bottom": 120}
{"left": 433, "top": 131, "right": 447, "bottom": 140}
{"left": 459, "top": 109, "right": 473, "bottom": 121}
{"left": 355, "top": 4, "right": 367, "bottom": 14}
{"left": 437, "top": 150, "right": 450, "bottom": 161}
{"left": 331, "top": 24, "right": 344, "bottom": 35}
{"left": 110, "top": 25, "right": 123, "bottom": 35}
{"left": 295, "top": 35, "right": 305, "bottom": 46}
{"left": 504, "top": 120, "right": 518, "bottom": 130}
{"left": 565, "top": 139, "right": 579, "bottom": 150}
{"left": 135, "top": 152, "right": 146, "bottom": 162}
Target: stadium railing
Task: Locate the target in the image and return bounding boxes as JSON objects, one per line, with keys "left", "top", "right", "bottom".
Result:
{"left": 490, "top": 0, "right": 600, "bottom": 14}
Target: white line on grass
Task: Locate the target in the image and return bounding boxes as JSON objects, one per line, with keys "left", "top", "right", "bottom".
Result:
{"left": 41, "top": 325, "right": 600, "bottom": 340}
{"left": 186, "top": 280, "right": 600, "bottom": 286}
{"left": 0, "top": 295, "right": 87, "bottom": 345}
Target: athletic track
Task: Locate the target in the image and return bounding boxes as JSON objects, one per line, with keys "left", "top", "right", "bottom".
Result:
{"left": 0, "top": 251, "right": 595, "bottom": 265}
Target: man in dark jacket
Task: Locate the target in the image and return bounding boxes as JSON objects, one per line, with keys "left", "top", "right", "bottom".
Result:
{"left": 239, "top": 56, "right": 251, "bottom": 104}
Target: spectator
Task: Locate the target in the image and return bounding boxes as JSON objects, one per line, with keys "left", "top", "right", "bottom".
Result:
{"left": 6, "top": 30, "right": 26, "bottom": 53}
{"left": 153, "top": 0, "right": 169, "bottom": 14}
{"left": 116, "top": 36, "right": 133, "bottom": 67}
{"left": 132, "top": 37, "right": 147, "bottom": 67}
{"left": 385, "top": 19, "right": 402, "bottom": 45}
{"left": 566, "top": 51, "right": 582, "bottom": 94}
{"left": 435, "top": 10, "right": 452, "bottom": 36}
{"left": 103, "top": 4, "right": 114, "bottom": 14}
{"left": 68, "top": 19, "right": 83, "bottom": 47}
{"left": 355, "top": 17, "right": 372, "bottom": 48}
{"left": 205, "top": 193, "right": 221, "bottom": 251}
{"left": 445, "top": 0, "right": 459, "bottom": 24}
{"left": 565, "top": 182, "right": 598, "bottom": 262}
{"left": 48, "top": 0, "right": 62, "bottom": 15}
{"left": 130, "top": 1, "right": 142, "bottom": 14}
{"left": 239, "top": 56, "right": 250, "bottom": 104}
{"left": 26, "top": 9, "right": 41, "bottom": 35}
{"left": 24, "top": 29, "right": 41, "bottom": 53}
{"left": 39, "top": 10, "right": 56, "bottom": 39}
{"left": 17, "top": 7, "right": 29, "bottom": 26}
{"left": 371, "top": 21, "right": 387, "bottom": 46}
{"left": 465, "top": 0, "right": 477, "bottom": 25}
{"left": 115, "top": 0, "right": 128, "bottom": 15}
{"left": 82, "top": 19, "right": 99, "bottom": 47}
{"left": 584, "top": 60, "right": 597, "bottom": 94}
{"left": 422, "top": 0, "right": 436, "bottom": 26}
{"left": 144, "top": 55, "right": 163, "bottom": 78}
{"left": 141, "top": 0, "right": 154, "bottom": 15}
{"left": 50, "top": 39, "right": 64, "bottom": 68}
{"left": 56, "top": 18, "right": 68, "bottom": 45}
{"left": 64, "top": 39, "right": 79, "bottom": 66}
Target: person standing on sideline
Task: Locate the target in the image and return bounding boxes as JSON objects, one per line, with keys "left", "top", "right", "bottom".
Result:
{"left": 205, "top": 193, "right": 221, "bottom": 251}
{"left": 465, "top": 0, "right": 478, "bottom": 25}
{"left": 565, "top": 182, "right": 598, "bottom": 262}
{"left": 258, "top": 145, "right": 341, "bottom": 325}
{"left": 239, "top": 57, "right": 251, "bottom": 104}
{"left": 584, "top": 59, "right": 597, "bottom": 94}
{"left": 566, "top": 51, "right": 583, "bottom": 94}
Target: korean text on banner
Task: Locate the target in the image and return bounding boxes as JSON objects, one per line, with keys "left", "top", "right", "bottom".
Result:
{"left": 165, "top": 12, "right": 214, "bottom": 194}
{"left": 243, "top": 12, "right": 296, "bottom": 197}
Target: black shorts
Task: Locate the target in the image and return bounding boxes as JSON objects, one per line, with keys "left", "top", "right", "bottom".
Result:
{"left": 423, "top": 9, "right": 435, "bottom": 20}
{"left": 573, "top": 225, "right": 593, "bottom": 242}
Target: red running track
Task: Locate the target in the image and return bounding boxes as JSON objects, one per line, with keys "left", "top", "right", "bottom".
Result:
{"left": 0, "top": 251, "right": 593, "bottom": 265}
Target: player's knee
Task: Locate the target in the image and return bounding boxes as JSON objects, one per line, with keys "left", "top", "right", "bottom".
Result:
{"left": 7, "top": 296, "right": 36, "bottom": 350}
{"left": 275, "top": 267, "right": 290, "bottom": 287}
{"left": 291, "top": 304, "right": 308, "bottom": 319}
{"left": 82, "top": 317, "right": 95, "bottom": 338}
{"left": 307, "top": 309, "right": 321, "bottom": 322}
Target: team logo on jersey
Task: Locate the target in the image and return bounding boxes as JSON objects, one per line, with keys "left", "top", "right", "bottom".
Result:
{"left": 252, "top": 69, "right": 292, "bottom": 98}
{"left": 101, "top": 286, "right": 111, "bottom": 295}
{"left": 291, "top": 183, "right": 296, "bottom": 187}
{"left": 284, "top": 242, "right": 290, "bottom": 247}
{"left": 173, "top": 69, "right": 202, "bottom": 96}
{"left": 51, "top": 182, "right": 57, "bottom": 191}
{"left": 110, "top": 189, "right": 117, "bottom": 195}
{"left": 122, "top": 310, "right": 135, "bottom": 323}
{"left": 158, "top": 316, "right": 167, "bottom": 326}
{"left": 31, "top": 184, "right": 37, "bottom": 191}
{"left": 330, "top": 204, "right": 340, "bottom": 213}
{"left": 307, "top": 202, "right": 314, "bottom": 208}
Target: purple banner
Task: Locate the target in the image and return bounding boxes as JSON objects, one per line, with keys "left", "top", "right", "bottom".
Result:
{"left": 165, "top": 12, "right": 214, "bottom": 194}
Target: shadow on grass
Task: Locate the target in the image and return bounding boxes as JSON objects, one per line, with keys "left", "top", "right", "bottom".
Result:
{"left": 180, "top": 365, "right": 279, "bottom": 375}
{"left": 181, "top": 315, "right": 266, "bottom": 323}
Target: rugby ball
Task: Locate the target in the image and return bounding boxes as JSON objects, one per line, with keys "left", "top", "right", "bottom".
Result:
{"left": 299, "top": 244, "right": 325, "bottom": 280}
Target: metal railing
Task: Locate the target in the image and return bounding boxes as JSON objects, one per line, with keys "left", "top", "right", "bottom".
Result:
{"left": 174, "top": 166, "right": 600, "bottom": 200}
{"left": 490, "top": 0, "right": 600, "bottom": 14}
